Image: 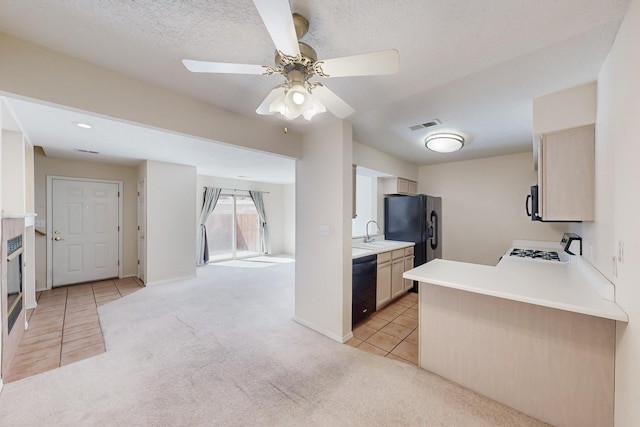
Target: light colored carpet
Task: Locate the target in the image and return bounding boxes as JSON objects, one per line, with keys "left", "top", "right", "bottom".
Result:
{"left": 245, "top": 256, "right": 295, "bottom": 264}
{"left": 0, "top": 262, "right": 548, "bottom": 426}
{"left": 217, "top": 256, "right": 295, "bottom": 268}
{"left": 215, "top": 259, "right": 274, "bottom": 268}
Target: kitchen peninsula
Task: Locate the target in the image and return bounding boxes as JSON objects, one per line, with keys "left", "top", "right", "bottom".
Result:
{"left": 404, "top": 254, "right": 628, "bottom": 427}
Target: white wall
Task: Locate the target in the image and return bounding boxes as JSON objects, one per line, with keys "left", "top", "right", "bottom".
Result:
{"left": 582, "top": 1, "right": 640, "bottom": 424}
{"left": 282, "top": 183, "right": 295, "bottom": 255}
{"left": 353, "top": 141, "right": 418, "bottom": 181}
{"left": 0, "top": 33, "right": 302, "bottom": 160}
{"left": 533, "top": 82, "right": 597, "bottom": 135}
{"left": 143, "top": 160, "right": 197, "bottom": 285}
{"left": 0, "top": 105, "right": 3, "bottom": 383}
{"left": 1, "top": 130, "right": 25, "bottom": 214}
{"left": 418, "top": 152, "right": 574, "bottom": 266}
{"left": 196, "top": 175, "right": 293, "bottom": 256}
{"left": 352, "top": 174, "right": 376, "bottom": 237}
{"left": 295, "top": 121, "right": 352, "bottom": 342}
{"left": 353, "top": 141, "right": 418, "bottom": 233}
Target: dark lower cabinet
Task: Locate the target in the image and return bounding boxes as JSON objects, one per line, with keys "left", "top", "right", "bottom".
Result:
{"left": 352, "top": 255, "right": 377, "bottom": 326}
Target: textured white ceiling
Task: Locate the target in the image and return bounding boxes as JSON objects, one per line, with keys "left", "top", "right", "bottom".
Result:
{"left": 0, "top": 0, "right": 632, "bottom": 179}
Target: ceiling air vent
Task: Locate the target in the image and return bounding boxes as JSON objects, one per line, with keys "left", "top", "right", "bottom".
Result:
{"left": 75, "top": 148, "right": 99, "bottom": 154}
{"left": 409, "top": 119, "right": 441, "bottom": 131}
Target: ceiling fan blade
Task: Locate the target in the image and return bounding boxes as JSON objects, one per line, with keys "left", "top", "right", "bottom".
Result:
{"left": 256, "top": 86, "right": 285, "bottom": 115}
{"left": 311, "top": 85, "right": 355, "bottom": 119}
{"left": 182, "top": 59, "right": 266, "bottom": 75}
{"left": 253, "top": 0, "right": 300, "bottom": 56}
{"left": 319, "top": 49, "right": 399, "bottom": 78}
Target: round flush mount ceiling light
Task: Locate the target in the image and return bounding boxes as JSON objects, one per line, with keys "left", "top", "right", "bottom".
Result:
{"left": 425, "top": 132, "right": 465, "bottom": 153}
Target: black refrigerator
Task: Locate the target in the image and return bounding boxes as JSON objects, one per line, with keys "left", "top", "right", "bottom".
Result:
{"left": 384, "top": 194, "right": 442, "bottom": 291}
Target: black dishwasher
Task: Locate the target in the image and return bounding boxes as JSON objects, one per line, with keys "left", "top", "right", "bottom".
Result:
{"left": 352, "top": 255, "right": 377, "bottom": 326}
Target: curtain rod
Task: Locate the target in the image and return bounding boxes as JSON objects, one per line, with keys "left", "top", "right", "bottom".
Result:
{"left": 218, "top": 187, "right": 270, "bottom": 194}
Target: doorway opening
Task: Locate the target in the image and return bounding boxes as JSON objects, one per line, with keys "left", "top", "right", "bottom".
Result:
{"left": 206, "top": 193, "right": 262, "bottom": 262}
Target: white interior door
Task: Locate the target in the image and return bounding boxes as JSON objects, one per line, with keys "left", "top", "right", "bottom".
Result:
{"left": 51, "top": 179, "right": 120, "bottom": 287}
{"left": 137, "top": 179, "right": 145, "bottom": 283}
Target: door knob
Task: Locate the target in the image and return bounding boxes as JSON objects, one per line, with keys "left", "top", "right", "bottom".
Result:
{"left": 54, "top": 236, "right": 64, "bottom": 241}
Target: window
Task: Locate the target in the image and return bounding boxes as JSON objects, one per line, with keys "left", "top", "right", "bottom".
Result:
{"left": 206, "top": 194, "right": 261, "bottom": 262}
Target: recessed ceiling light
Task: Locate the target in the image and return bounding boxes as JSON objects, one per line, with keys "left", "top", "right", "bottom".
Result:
{"left": 425, "top": 132, "right": 465, "bottom": 153}
{"left": 73, "top": 121, "right": 92, "bottom": 129}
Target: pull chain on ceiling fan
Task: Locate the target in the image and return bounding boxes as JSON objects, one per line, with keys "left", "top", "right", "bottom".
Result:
{"left": 182, "top": 0, "right": 399, "bottom": 121}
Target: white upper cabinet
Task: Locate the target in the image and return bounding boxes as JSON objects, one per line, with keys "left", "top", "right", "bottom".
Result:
{"left": 538, "top": 125, "right": 595, "bottom": 221}
{"left": 381, "top": 177, "right": 417, "bottom": 196}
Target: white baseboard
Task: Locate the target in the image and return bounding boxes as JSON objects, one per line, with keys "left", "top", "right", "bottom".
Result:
{"left": 144, "top": 273, "right": 196, "bottom": 287}
{"left": 293, "top": 316, "right": 353, "bottom": 343}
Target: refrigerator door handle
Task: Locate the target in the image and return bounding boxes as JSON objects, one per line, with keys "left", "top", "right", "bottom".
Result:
{"left": 430, "top": 210, "right": 439, "bottom": 250}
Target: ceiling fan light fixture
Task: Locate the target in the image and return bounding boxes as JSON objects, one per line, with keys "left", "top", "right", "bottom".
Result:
{"left": 284, "top": 84, "right": 312, "bottom": 113}
{"left": 265, "top": 82, "right": 327, "bottom": 121}
{"left": 268, "top": 91, "right": 287, "bottom": 115}
{"left": 425, "top": 133, "right": 465, "bottom": 153}
{"left": 291, "top": 91, "right": 306, "bottom": 105}
{"left": 303, "top": 97, "right": 326, "bottom": 121}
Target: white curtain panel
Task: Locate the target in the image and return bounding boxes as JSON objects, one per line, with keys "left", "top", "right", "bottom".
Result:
{"left": 249, "top": 191, "right": 271, "bottom": 254}
{"left": 197, "top": 187, "right": 222, "bottom": 266}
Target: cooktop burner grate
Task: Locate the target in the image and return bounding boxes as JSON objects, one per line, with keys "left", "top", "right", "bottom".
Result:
{"left": 509, "top": 248, "right": 561, "bottom": 261}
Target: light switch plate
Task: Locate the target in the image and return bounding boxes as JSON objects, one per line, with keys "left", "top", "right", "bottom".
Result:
{"left": 319, "top": 225, "right": 330, "bottom": 236}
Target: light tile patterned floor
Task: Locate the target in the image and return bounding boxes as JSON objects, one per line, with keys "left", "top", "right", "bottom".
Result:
{"left": 4, "top": 277, "right": 144, "bottom": 383}
{"left": 347, "top": 292, "right": 419, "bottom": 365}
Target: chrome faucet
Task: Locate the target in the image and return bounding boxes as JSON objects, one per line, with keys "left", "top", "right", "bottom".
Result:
{"left": 364, "top": 220, "right": 380, "bottom": 243}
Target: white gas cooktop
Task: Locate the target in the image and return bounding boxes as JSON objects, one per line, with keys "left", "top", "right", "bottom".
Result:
{"left": 505, "top": 240, "right": 572, "bottom": 264}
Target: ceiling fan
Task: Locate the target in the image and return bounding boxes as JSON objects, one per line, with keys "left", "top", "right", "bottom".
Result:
{"left": 182, "top": 0, "right": 399, "bottom": 121}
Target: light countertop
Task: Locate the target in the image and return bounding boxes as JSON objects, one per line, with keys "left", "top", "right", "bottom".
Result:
{"left": 404, "top": 257, "right": 628, "bottom": 322}
{"left": 352, "top": 240, "right": 414, "bottom": 259}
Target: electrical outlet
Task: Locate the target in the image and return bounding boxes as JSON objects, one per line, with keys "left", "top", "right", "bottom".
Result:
{"left": 319, "top": 225, "right": 330, "bottom": 237}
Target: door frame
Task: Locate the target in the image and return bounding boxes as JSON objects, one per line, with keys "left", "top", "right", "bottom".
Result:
{"left": 137, "top": 179, "right": 145, "bottom": 283}
{"left": 46, "top": 175, "right": 123, "bottom": 289}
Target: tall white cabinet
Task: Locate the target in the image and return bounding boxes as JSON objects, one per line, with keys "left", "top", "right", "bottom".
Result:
{"left": 537, "top": 125, "right": 595, "bottom": 221}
